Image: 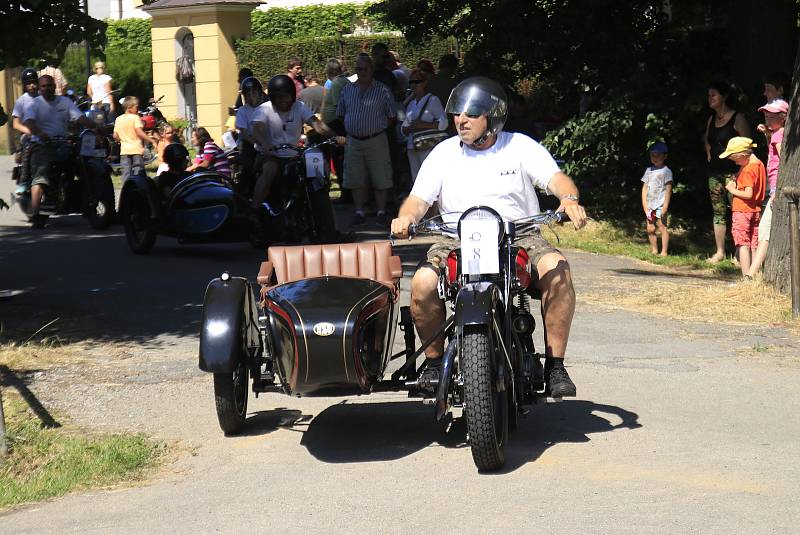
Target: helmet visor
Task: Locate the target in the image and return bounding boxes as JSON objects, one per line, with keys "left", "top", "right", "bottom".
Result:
{"left": 445, "top": 84, "right": 507, "bottom": 118}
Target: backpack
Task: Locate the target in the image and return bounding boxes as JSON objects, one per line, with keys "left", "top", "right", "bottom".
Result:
{"left": 176, "top": 55, "right": 195, "bottom": 83}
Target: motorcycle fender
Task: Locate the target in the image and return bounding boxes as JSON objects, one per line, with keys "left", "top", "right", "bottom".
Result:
{"left": 119, "top": 174, "right": 161, "bottom": 220}
{"left": 198, "top": 276, "right": 256, "bottom": 373}
{"left": 454, "top": 282, "right": 500, "bottom": 327}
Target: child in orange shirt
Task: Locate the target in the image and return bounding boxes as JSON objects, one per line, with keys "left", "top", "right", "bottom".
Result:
{"left": 719, "top": 137, "right": 766, "bottom": 276}
{"left": 113, "top": 96, "right": 151, "bottom": 182}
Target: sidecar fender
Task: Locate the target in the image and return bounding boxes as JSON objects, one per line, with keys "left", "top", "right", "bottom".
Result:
{"left": 199, "top": 276, "right": 258, "bottom": 373}
{"left": 119, "top": 174, "right": 161, "bottom": 220}
{"left": 454, "top": 282, "right": 502, "bottom": 327}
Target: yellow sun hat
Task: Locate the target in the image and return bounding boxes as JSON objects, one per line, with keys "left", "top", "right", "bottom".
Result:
{"left": 719, "top": 136, "right": 757, "bottom": 159}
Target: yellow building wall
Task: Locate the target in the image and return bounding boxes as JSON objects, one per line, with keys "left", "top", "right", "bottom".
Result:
{"left": 0, "top": 69, "right": 23, "bottom": 154}
{"left": 149, "top": 6, "right": 254, "bottom": 144}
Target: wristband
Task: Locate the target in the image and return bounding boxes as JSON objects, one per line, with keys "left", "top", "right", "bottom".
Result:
{"left": 560, "top": 194, "right": 579, "bottom": 202}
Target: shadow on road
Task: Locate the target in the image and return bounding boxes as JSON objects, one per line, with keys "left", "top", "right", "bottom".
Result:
{"left": 292, "top": 398, "right": 640, "bottom": 472}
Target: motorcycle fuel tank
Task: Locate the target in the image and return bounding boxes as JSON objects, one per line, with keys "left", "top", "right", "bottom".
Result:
{"left": 264, "top": 277, "right": 398, "bottom": 396}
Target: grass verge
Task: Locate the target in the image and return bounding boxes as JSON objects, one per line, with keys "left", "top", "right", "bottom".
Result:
{"left": 552, "top": 219, "right": 740, "bottom": 275}
{"left": 0, "top": 392, "right": 165, "bottom": 509}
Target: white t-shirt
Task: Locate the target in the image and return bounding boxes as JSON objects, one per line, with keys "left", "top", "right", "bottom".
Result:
{"left": 253, "top": 100, "right": 315, "bottom": 158}
{"left": 23, "top": 95, "right": 82, "bottom": 141}
{"left": 88, "top": 73, "right": 113, "bottom": 104}
{"left": 235, "top": 104, "right": 262, "bottom": 149}
{"left": 12, "top": 92, "right": 35, "bottom": 118}
{"left": 402, "top": 93, "right": 448, "bottom": 149}
{"left": 641, "top": 165, "right": 673, "bottom": 211}
{"left": 412, "top": 131, "right": 560, "bottom": 226}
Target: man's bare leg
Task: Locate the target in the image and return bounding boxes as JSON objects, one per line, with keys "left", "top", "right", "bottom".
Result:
{"left": 31, "top": 184, "right": 44, "bottom": 214}
{"left": 410, "top": 266, "right": 445, "bottom": 359}
{"left": 251, "top": 159, "right": 278, "bottom": 210}
{"left": 536, "top": 252, "right": 577, "bottom": 396}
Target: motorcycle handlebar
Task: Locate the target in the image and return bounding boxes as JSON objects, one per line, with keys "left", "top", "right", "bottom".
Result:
{"left": 272, "top": 137, "right": 337, "bottom": 153}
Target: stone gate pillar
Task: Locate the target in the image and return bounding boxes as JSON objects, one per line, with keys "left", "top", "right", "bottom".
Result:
{"left": 142, "top": 0, "right": 262, "bottom": 143}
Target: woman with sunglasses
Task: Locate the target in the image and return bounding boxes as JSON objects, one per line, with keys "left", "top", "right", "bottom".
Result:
{"left": 401, "top": 68, "right": 448, "bottom": 182}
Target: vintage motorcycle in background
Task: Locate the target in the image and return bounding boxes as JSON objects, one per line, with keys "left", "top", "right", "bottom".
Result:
{"left": 12, "top": 130, "right": 116, "bottom": 229}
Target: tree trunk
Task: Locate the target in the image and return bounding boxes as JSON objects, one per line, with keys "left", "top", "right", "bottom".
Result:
{"left": 764, "top": 40, "right": 800, "bottom": 293}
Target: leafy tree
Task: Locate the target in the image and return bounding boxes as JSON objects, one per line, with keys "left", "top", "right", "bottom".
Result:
{"left": 765, "top": 40, "right": 800, "bottom": 294}
{"left": 0, "top": 0, "right": 106, "bottom": 70}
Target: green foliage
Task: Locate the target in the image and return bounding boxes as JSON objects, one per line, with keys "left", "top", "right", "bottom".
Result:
{"left": 0, "top": 0, "right": 106, "bottom": 70}
{"left": 237, "top": 34, "right": 455, "bottom": 81}
{"left": 251, "top": 3, "right": 395, "bottom": 40}
{"left": 0, "top": 395, "right": 163, "bottom": 508}
{"left": 105, "top": 19, "right": 152, "bottom": 51}
{"left": 61, "top": 46, "right": 153, "bottom": 104}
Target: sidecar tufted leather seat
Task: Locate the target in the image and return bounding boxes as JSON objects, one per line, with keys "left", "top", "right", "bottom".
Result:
{"left": 257, "top": 241, "right": 403, "bottom": 290}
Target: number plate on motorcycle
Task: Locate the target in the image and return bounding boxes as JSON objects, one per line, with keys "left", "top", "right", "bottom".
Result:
{"left": 304, "top": 148, "right": 327, "bottom": 179}
{"left": 460, "top": 219, "right": 499, "bottom": 274}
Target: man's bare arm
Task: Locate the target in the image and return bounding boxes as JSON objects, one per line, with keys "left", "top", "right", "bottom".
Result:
{"left": 391, "top": 194, "right": 431, "bottom": 239}
{"left": 547, "top": 171, "right": 587, "bottom": 230}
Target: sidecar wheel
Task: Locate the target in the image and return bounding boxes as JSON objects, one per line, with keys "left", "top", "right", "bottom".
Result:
{"left": 213, "top": 362, "right": 249, "bottom": 435}
{"left": 462, "top": 324, "right": 508, "bottom": 471}
{"left": 122, "top": 191, "right": 156, "bottom": 254}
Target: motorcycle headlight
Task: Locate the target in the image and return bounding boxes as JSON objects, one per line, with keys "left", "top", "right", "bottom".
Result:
{"left": 457, "top": 206, "right": 504, "bottom": 243}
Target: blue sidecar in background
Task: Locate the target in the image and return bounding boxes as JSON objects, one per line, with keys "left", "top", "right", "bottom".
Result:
{"left": 119, "top": 170, "right": 255, "bottom": 254}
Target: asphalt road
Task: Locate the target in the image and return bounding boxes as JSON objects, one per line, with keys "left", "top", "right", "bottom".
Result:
{"left": 1, "top": 155, "right": 798, "bottom": 534}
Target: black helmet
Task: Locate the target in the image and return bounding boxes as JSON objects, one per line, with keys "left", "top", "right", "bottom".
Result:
{"left": 240, "top": 76, "right": 263, "bottom": 94}
{"left": 267, "top": 74, "right": 296, "bottom": 103}
{"left": 163, "top": 143, "right": 190, "bottom": 171}
{"left": 21, "top": 67, "right": 38, "bottom": 85}
{"left": 445, "top": 76, "right": 508, "bottom": 137}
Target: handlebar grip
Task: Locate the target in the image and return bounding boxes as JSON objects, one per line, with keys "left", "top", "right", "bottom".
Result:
{"left": 555, "top": 211, "right": 569, "bottom": 224}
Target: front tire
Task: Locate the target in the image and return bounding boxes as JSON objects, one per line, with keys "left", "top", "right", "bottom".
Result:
{"left": 462, "top": 324, "right": 508, "bottom": 471}
{"left": 122, "top": 190, "right": 157, "bottom": 254}
{"left": 213, "top": 362, "right": 249, "bottom": 435}
{"left": 86, "top": 180, "right": 116, "bottom": 229}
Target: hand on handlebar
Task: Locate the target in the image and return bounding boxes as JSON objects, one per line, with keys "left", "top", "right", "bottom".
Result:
{"left": 557, "top": 200, "right": 588, "bottom": 230}
{"left": 390, "top": 215, "right": 415, "bottom": 240}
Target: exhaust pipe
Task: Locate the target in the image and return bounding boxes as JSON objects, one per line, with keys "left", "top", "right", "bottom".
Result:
{"left": 434, "top": 339, "right": 458, "bottom": 421}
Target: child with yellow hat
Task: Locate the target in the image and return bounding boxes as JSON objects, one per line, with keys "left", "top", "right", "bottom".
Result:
{"left": 720, "top": 137, "right": 766, "bottom": 277}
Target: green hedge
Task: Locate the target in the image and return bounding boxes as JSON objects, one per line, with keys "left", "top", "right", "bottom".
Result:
{"left": 60, "top": 46, "right": 153, "bottom": 105}
{"left": 237, "top": 34, "right": 456, "bottom": 81}
{"left": 106, "top": 19, "right": 152, "bottom": 51}
{"left": 251, "top": 3, "right": 394, "bottom": 39}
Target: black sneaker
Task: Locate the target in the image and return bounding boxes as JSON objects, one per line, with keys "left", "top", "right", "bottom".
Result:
{"left": 31, "top": 214, "right": 47, "bottom": 229}
{"left": 350, "top": 211, "right": 366, "bottom": 226}
{"left": 416, "top": 358, "right": 442, "bottom": 397}
{"left": 546, "top": 363, "right": 576, "bottom": 398}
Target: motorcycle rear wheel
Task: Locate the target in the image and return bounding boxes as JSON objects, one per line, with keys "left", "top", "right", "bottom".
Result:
{"left": 213, "top": 361, "right": 249, "bottom": 435}
{"left": 122, "top": 190, "right": 157, "bottom": 254}
{"left": 462, "top": 324, "right": 508, "bottom": 471}
{"left": 86, "top": 180, "right": 116, "bottom": 229}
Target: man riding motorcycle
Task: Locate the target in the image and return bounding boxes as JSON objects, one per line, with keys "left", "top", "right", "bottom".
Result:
{"left": 390, "top": 77, "right": 588, "bottom": 397}
{"left": 11, "top": 68, "right": 40, "bottom": 194}
{"left": 23, "top": 75, "right": 98, "bottom": 228}
{"left": 250, "top": 74, "right": 346, "bottom": 241}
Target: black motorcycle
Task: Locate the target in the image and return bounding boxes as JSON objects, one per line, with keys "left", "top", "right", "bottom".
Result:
{"left": 252, "top": 138, "right": 339, "bottom": 246}
{"left": 14, "top": 133, "right": 116, "bottom": 229}
{"left": 197, "top": 208, "right": 565, "bottom": 472}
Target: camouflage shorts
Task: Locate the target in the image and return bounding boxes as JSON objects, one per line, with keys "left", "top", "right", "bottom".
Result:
{"left": 422, "top": 232, "right": 561, "bottom": 272}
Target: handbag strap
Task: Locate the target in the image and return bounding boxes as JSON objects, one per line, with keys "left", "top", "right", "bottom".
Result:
{"left": 415, "top": 94, "right": 432, "bottom": 120}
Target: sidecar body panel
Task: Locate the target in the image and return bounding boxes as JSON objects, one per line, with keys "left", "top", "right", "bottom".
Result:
{"left": 166, "top": 172, "right": 249, "bottom": 240}
{"left": 265, "top": 277, "right": 398, "bottom": 396}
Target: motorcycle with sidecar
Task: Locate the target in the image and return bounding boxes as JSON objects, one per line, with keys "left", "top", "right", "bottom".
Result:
{"left": 198, "top": 208, "right": 567, "bottom": 471}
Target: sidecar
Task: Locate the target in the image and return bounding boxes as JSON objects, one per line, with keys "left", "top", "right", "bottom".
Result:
{"left": 119, "top": 170, "right": 253, "bottom": 254}
{"left": 199, "top": 241, "right": 411, "bottom": 434}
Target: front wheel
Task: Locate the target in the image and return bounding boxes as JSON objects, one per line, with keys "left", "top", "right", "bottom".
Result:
{"left": 462, "top": 324, "right": 508, "bottom": 471}
{"left": 86, "top": 179, "right": 116, "bottom": 229}
{"left": 122, "top": 190, "right": 157, "bottom": 254}
{"left": 213, "top": 362, "right": 249, "bottom": 435}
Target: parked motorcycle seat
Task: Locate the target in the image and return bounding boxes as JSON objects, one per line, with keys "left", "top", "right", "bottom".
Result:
{"left": 258, "top": 241, "right": 402, "bottom": 294}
